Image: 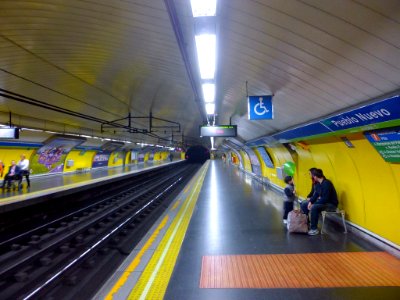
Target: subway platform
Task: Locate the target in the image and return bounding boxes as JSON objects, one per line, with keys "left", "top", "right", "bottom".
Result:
{"left": 0, "top": 161, "right": 178, "bottom": 211}
{"left": 96, "top": 160, "right": 400, "bottom": 300}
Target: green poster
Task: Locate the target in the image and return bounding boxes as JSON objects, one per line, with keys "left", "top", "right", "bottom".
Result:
{"left": 364, "top": 127, "right": 400, "bottom": 163}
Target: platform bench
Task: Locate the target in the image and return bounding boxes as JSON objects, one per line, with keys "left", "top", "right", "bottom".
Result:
{"left": 321, "top": 208, "right": 347, "bottom": 234}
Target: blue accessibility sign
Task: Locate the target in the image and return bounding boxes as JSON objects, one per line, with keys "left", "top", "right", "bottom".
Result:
{"left": 248, "top": 95, "right": 273, "bottom": 120}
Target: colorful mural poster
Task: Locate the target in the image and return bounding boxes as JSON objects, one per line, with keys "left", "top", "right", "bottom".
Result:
{"left": 31, "top": 135, "right": 86, "bottom": 174}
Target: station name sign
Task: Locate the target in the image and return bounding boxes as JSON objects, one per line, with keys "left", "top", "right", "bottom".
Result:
{"left": 321, "top": 95, "right": 400, "bottom": 131}
{"left": 200, "top": 125, "right": 237, "bottom": 137}
{"left": 273, "top": 95, "right": 400, "bottom": 142}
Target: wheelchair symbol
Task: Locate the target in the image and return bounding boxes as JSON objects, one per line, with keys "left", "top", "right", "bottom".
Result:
{"left": 254, "top": 97, "right": 269, "bottom": 115}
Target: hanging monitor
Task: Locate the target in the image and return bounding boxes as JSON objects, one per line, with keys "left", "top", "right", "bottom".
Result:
{"left": 200, "top": 125, "right": 237, "bottom": 137}
{"left": 0, "top": 128, "right": 19, "bottom": 139}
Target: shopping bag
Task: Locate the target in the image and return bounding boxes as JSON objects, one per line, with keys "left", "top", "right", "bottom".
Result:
{"left": 287, "top": 209, "right": 308, "bottom": 233}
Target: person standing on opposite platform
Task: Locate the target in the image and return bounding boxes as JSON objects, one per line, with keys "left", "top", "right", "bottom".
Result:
{"left": 283, "top": 175, "right": 296, "bottom": 224}
{"left": 17, "top": 154, "right": 30, "bottom": 188}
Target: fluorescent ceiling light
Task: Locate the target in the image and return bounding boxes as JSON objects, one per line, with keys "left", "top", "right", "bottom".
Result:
{"left": 195, "top": 34, "right": 216, "bottom": 79}
{"left": 190, "top": 0, "right": 217, "bottom": 17}
{"left": 202, "top": 83, "right": 215, "bottom": 102}
{"left": 205, "top": 103, "right": 215, "bottom": 115}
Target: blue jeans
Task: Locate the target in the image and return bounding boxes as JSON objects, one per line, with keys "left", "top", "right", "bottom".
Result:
{"left": 300, "top": 200, "right": 309, "bottom": 215}
{"left": 301, "top": 201, "right": 337, "bottom": 230}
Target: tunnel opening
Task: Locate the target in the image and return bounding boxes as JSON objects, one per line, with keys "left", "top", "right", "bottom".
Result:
{"left": 185, "top": 145, "right": 210, "bottom": 163}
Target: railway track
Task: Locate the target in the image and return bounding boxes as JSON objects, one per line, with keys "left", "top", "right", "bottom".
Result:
{"left": 0, "top": 162, "right": 200, "bottom": 299}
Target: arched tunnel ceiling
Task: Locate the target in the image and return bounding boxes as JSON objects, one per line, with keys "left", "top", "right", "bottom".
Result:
{"left": 0, "top": 1, "right": 399, "bottom": 147}
{"left": 0, "top": 0, "right": 204, "bottom": 146}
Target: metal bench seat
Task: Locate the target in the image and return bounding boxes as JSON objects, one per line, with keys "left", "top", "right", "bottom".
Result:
{"left": 321, "top": 208, "right": 347, "bottom": 234}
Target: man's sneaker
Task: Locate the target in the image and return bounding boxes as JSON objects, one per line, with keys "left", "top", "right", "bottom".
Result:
{"left": 283, "top": 219, "right": 287, "bottom": 224}
{"left": 308, "top": 229, "right": 319, "bottom": 235}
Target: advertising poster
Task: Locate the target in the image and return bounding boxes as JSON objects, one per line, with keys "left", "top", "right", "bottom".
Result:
{"left": 31, "top": 135, "right": 86, "bottom": 174}
{"left": 92, "top": 151, "right": 111, "bottom": 168}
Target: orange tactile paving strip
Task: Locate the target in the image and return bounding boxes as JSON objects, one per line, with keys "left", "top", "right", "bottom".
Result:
{"left": 199, "top": 252, "right": 400, "bottom": 289}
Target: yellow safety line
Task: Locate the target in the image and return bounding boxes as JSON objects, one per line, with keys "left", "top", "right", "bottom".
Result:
{"left": 104, "top": 216, "right": 169, "bottom": 300}
{"left": 184, "top": 185, "right": 191, "bottom": 194}
{"left": 170, "top": 200, "right": 181, "bottom": 211}
{"left": 128, "top": 162, "right": 209, "bottom": 300}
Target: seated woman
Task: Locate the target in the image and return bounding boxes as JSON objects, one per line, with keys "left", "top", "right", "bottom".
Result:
{"left": 1, "top": 160, "right": 21, "bottom": 189}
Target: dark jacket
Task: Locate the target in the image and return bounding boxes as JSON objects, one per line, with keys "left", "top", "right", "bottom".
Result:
{"left": 307, "top": 179, "right": 318, "bottom": 198}
{"left": 284, "top": 183, "right": 296, "bottom": 202}
{"left": 310, "top": 178, "right": 338, "bottom": 206}
{"left": 6, "top": 165, "right": 21, "bottom": 176}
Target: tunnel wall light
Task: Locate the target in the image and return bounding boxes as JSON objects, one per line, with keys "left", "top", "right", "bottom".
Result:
{"left": 190, "top": 0, "right": 217, "bottom": 17}
{"left": 202, "top": 83, "right": 215, "bottom": 102}
{"left": 195, "top": 34, "right": 216, "bottom": 80}
{"left": 205, "top": 103, "right": 215, "bottom": 115}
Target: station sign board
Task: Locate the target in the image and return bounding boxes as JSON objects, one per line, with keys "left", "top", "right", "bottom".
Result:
{"left": 321, "top": 95, "right": 400, "bottom": 132}
{"left": 364, "top": 126, "right": 400, "bottom": 163}
{"left": 272, "top": 95, "right": 400, "bottom": 143}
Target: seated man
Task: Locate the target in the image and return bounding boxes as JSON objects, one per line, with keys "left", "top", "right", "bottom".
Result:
{"left": 1, "top": 160, "right": 21, "bottom": 189}
{"left": 302, "top": 169, "right": 338, "bottom": 235}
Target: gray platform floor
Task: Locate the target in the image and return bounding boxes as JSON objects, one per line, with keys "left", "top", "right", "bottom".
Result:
{"left": 164, "top": 160, "right": 400, "bottom": 300}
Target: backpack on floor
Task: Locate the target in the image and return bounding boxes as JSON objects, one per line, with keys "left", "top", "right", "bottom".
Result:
{"left": 287, "top": 210, "right": 308, "bottom": 233}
